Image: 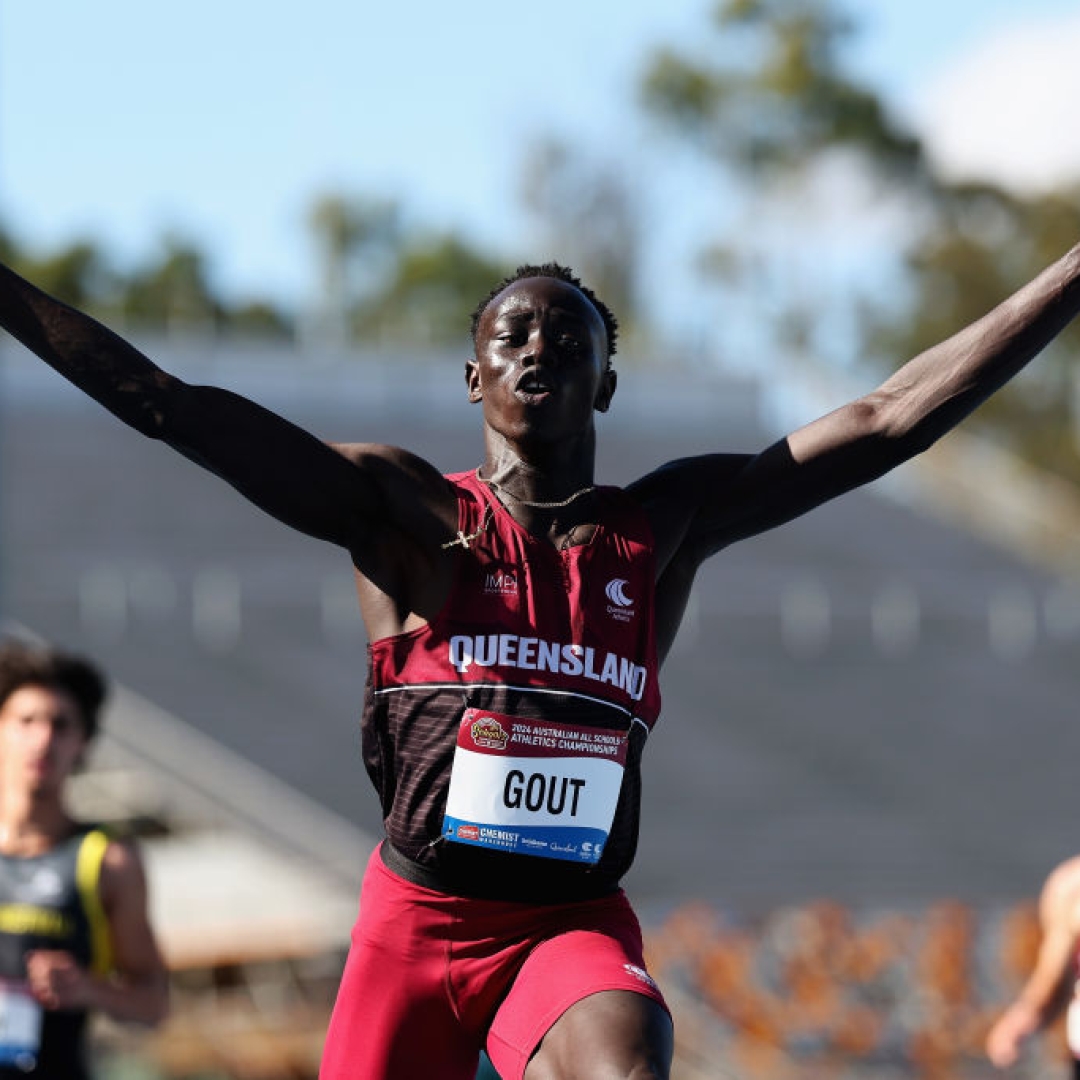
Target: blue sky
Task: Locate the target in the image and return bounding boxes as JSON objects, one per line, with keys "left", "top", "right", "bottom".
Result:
{"left": 1, "top": 0, "right": 1078, "bottom": 330}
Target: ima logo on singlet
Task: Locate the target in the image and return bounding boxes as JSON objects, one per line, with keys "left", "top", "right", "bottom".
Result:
{"left": 605, "top": 578, "right": 635, "bottom": 622}
{"left": 484, "top": 569, "right": 518, "bottom": 597}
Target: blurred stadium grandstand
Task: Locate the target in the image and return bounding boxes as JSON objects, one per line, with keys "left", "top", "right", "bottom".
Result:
{"left": 647, "top": 898, "right": 1064, "bottom": 1080}
{"left": 4, "top": 334, "right": 1080, "bottom": 1078}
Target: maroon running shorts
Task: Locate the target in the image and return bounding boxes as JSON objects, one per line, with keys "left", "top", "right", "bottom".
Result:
{"left": 318, "top": 843, "right": 669, "bottom": 1080}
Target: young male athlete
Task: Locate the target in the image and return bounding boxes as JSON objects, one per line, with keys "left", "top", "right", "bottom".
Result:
{"left": 0, "top": 639, "right": 168, "bottom": 1079}
{"left": 987, "top": 856, "right": 1080, "bottom": 1075}
{"left": 1, "top": 243, "right": 1079, "bottom": 1079}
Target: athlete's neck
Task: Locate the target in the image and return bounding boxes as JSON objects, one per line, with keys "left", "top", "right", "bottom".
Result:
{"left": 477, "top": 432, "right": 601, "bottom": 551}
{"left": 479, "top": 434, "right": 596, "bottom": 507}
{"left": 0, "top": 792, "right": 74, "bottom": 855}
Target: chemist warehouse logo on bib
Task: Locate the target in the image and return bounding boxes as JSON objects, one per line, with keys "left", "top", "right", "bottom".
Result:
{"left": 605, "top": 578, "right": 635, "bottom": 623}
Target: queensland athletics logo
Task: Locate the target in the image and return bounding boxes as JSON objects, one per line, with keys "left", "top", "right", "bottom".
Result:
{"left": 470, "top": 715, "right": 509, "bottom": 750}
{"left": 605, "top": 578, "right": 635, "bottom": 623}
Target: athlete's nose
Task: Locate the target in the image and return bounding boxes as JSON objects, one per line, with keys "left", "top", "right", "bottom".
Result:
{"left": 523, "top": 326, "right": 557, "bottom": 368}
{"left": 26, "top": 718, "right": 55, "bottom": 754}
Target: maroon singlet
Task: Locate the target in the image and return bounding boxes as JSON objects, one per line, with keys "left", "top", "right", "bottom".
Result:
{"left": 362, "top": 469, "right": 662, "bottom": 902}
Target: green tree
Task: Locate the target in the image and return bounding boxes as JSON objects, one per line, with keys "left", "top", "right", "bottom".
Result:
{"left": 519, "top": 138, "right": 642, "bottom": 346}
{"left": 639, "top": 0, "right": 928, "bottom": 361}
{"left": 118, "top": 236, "right": 229, "bottom": 330}
{"left": 642, "top": 0, "right": 921, "bottom": 179}
{"left": 640, "top": 0, "right": 1080, "bottom": 481}
{"left": 0, "top": 227, "right": 290, "bottom": 338}
{"left": 12, "top": 239, "right": 115, "bottom": 313}
{"left": 354, "top": 232, "right": 505, "bottom": 347}
{"left": 870, "top": 183, "right": 1080, "bottom": 478}
{"left": 228, "top": 299, "right": 294, "bottom": 339}
{"left": 308, "top": 194, "right": 401, "bottom": 343}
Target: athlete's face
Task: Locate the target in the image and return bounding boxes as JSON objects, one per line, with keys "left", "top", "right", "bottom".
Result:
{"left": 0, "top": 685, "right": 87, "bottom": 796}
{"left": 467, "top": 277, "right": 615, "bottom": 447}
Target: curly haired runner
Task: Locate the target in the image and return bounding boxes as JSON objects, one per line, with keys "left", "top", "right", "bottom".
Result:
{"left": 0, "top": 639, "right": 168, "bottom": 1079}
{"left": 1, "top": 245, "right": 1079, "bottom": 1078}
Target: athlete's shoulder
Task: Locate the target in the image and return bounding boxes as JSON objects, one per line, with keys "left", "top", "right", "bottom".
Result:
{"left": 1040, "top": 856, "right": 1080, "bottom": 923}
{"left": 67, "top": 823, "right": 139, "bottom": 878}
{"left": 55, "top": 822, "right": 110, "bottom": 855}
{"left": 625, "top": 453, "right": 757, "bottom": 502}
{"left": 331, "top": 441, "right": 445, "bottom": 481}
{"left": 330, "top": 442, "right": 458, "bottom": 533}
{"left": 591, "top": 482, "right": 653, "bottom": 542}
{"left": 97, "top": 834, "right": 150, "bottom": 908}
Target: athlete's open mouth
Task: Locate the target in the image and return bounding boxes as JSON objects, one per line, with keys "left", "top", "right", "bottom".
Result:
{"left": 516, "top": 371, "right": 557, "bottom": 396}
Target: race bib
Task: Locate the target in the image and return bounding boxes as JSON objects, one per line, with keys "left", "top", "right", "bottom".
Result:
{"left": 442, "top": 710, "right": 628, "bottom": 864}
{"left": 0, "top": 979, "right": 41, "bottom": 1070}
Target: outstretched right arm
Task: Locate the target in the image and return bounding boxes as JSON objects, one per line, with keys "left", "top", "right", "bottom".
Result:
{"left": 0, "top": 262, "right": 452, "bottom": 560}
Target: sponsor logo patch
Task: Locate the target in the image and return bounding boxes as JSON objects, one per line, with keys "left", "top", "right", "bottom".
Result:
{"left": 605, "top": 577, "right": 635, "bottom": 622}
{"left": 470, "top": 716, "right": 510, "bottom": 750}
{"left": 30, "top": 868, "right": 64, "bottom": 901}
{"left": 484, "top": 569, "right": 518, "bottom": 597}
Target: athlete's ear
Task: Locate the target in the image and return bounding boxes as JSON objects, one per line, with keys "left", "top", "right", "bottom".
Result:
{"left": 594, "top": 368, "right": 616, "bottom": 413}
{"left": 465, "top": 358, "right": 482, "bottom": 403}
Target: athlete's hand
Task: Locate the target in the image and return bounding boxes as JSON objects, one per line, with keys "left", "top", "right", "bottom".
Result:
{"left": 985, "top": 1003, "right": 1036, "bottom": 1068}
{"left": 25, "top": 950, "right": 96, "bottom": 1010}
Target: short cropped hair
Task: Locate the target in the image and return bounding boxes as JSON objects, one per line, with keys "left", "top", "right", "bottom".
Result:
{"left": 469, "top": 262, "right": 619, "bottom": 363}
{"left": 0, "top": 639, "right": 107, "bottom": 742}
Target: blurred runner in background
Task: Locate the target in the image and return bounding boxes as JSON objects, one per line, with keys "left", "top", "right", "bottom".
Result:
{"left": 0, "top": 639, "right": 168, "bottom": 1079}
{"left": 987, "top": 856, "right": 1080, "bottom": 1076}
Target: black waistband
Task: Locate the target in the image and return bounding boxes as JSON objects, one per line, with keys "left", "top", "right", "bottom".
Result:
{"left": 380, "top": 841, "right": 462, "bottom": 891}
{"left": 379, "top": 840, "right": 617, "bottom": 905}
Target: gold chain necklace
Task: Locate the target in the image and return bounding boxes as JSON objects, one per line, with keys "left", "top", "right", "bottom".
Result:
{"left": 475, "top": 467, "right": 597, "bottom": 509}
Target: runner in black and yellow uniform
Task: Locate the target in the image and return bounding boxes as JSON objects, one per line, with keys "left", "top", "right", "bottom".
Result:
{"left": 0, "top": 641, "right": 168, "bottom": 1079}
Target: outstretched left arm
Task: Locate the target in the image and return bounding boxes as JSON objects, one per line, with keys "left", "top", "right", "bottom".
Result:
{"left": 644, "top": 240, "right": 1080, "bottom": 567}
{"left": 635, "top": 242, "right": 1080, "bottom": 660}
{"left": 784, "top": 240, "right": 1080, "bottom": 500}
